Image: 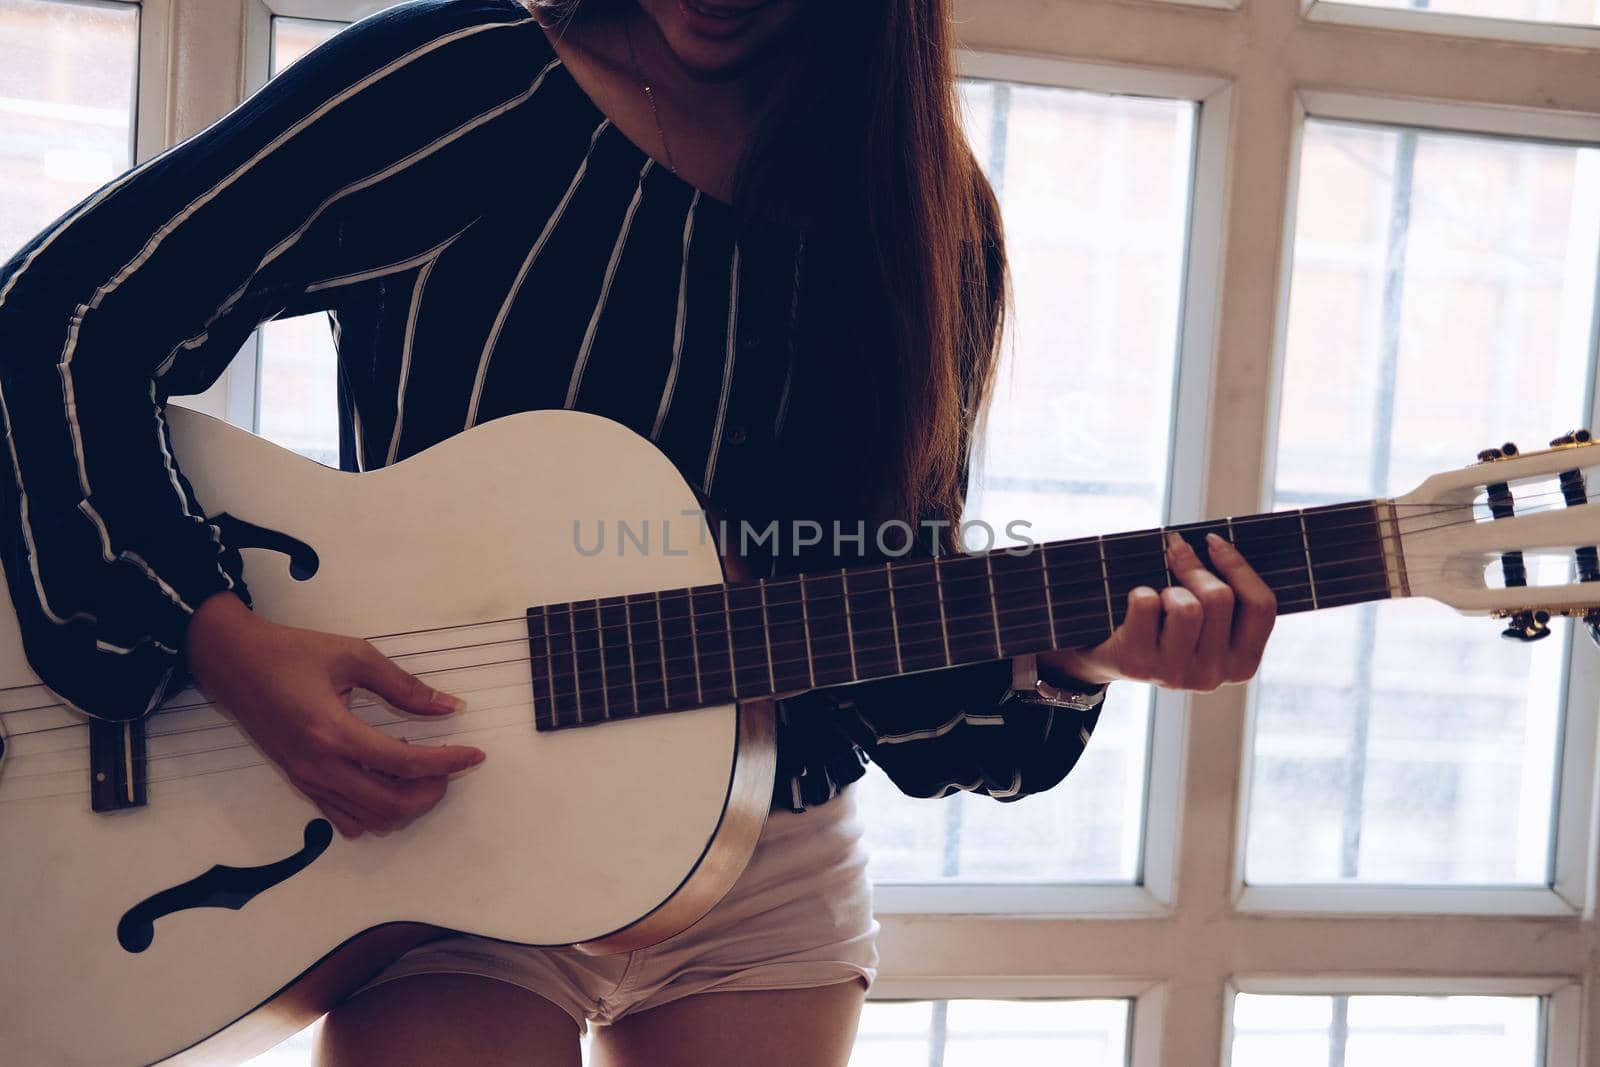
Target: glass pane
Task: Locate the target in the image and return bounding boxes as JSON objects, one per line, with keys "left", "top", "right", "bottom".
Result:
{"left": 1321, "top": 0, "right": 1600, "bottom": 29}
{"left": 862, "top": 82, "right": 1195, "bottom": 884}
{"left": 1246, "top": 119, "right": 1600, "bottom": 885}
{"left": 255, "top": 16, "right": 347, "bottom": 465}
{"left": 856, "top": 999, "right": 1130, "bottom": 1066}
{"left": 272, "top": 14, "right": 343, "bottom": 72}
{"left": 0, "top": 0, "right": 138, "bottom": 262}
{"left": 1232, "top": 994, "right": 1542, "bottom": 1067}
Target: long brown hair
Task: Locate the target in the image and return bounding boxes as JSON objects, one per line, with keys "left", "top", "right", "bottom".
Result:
{"left": 536, "top": 0, "right": 1007, "bottom": 542}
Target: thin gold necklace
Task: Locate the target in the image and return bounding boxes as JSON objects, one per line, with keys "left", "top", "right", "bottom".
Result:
{"left": 622, "top": 11, "right": 681, "bottom": 176}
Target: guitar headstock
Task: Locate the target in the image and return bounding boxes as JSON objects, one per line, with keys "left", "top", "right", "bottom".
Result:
{"left": 1393, "top": 429, "right": 1600, "bottom": 643}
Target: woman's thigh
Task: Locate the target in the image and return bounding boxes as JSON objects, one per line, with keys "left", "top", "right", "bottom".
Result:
{"left": 314, "top": 972, "right": 583, "bottom": 1067}
{"left": 590, "top": 978, "right": 868, "bottom": 1067}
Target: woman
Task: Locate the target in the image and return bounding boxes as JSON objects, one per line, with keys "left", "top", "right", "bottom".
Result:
{"left": 0, "top": 0, "right": 1276, "bottom": 1063}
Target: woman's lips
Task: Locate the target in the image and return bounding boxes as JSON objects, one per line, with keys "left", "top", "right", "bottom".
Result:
{"left": 676, "top": 0, "right": 768, "bottom": 39}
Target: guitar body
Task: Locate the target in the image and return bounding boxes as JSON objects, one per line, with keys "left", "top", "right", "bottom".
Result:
{"left": 0, "top": 408, "right": 775, "bottom": 1066}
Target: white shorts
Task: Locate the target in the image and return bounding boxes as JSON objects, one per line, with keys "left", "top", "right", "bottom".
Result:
{"left": 352, "top": 782, "right": 879, "bottom": 1035}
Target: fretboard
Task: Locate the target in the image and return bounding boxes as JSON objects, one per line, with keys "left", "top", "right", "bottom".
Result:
{"left": 527, "top": 500, "right": 1394, "bottom": 730}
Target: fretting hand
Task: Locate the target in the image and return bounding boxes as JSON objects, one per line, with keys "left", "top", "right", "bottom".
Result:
{"left": 1039, "top": 532, "right": 1277, "bottom": 692}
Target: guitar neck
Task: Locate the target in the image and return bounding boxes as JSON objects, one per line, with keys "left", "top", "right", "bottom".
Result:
{"left": 528, "top": 499, "right": 1399, "bottom": 729}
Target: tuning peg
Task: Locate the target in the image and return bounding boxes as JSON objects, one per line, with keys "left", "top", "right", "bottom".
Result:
{"left": 1585, "top": 610, "right": 1600, "bottom": 652}
{"left": 1500, "top": 609, "right": 1551, "bottom": 642}
{"left": 1477, "top": 447, "right": 1503, "bottom": 463}
{"left": 1502, "top": 442, "right": 1519, "bottom": 456}
{"left": 1550, "top": 429, "right": 1593, "bottom": 447}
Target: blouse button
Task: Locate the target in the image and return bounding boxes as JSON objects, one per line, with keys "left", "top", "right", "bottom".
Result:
{"left": 741, "top": 332, "right": 762, "bottom": 351}
{"left": 728, "top": 425, "right": 749, "bottom": 446}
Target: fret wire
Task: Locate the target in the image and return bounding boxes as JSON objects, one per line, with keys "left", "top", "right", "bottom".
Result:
{"left": 686, "top": 592, "right": 704, "bottom": 705}
{"left": 885, "top": 563, "right": 904, "bottom": 675}
{"left": 841, "top": 567, "right": 859, "bottom": 681}
{"left": 1298, "top": 510, "right": 1320, "bottom": 610}
{"left": 1039, "top": 549, "right": 1057, "bottom": 648}
{"left": 759, "top": 581, "right": 777, "bottom": 693}
{"left": 722, "top": 585, "right": 740, "bottom": 698}
{"left": 1162, "top": 525, "right": 1173, "bottom": 587}
{"left": 799, "top": 578, "right": 817, "bottom": 688}
{"left": 566, "top": 607, "right": 585, "bottom": 726}
{"left": 594, "top": 599, "right": 611, "bottom": 720}
{"left": 934, "top": 556, "right": 952, "bottom": 665}
{"left": 1097, "top": 536, "right": 1114, "bottom": 631}
{"left": 983, "top": 553, "right": 1003, "bottom": 658}
{"left": 623, "top": 597, "right": 638, "bottom": 714}
{"left": 653, "top": 590, "right": 670, "bottom": 707}
{"left": 542, "top": 604, "right": 555, "bottom": 728}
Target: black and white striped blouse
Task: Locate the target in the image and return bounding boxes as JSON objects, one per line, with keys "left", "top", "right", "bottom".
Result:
{"left": 0, "top": 0, "right": 1101, "bottom": 812}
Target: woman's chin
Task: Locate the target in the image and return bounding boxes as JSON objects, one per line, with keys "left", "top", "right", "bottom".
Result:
{"left": 646, "top": 0, "right": 793, "bottom": 81}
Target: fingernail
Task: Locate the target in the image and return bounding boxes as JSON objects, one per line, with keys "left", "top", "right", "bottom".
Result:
{"left": 1165, "top": 531, "right": 1188, "bottom": 554}
{"left": 431, "top": 691, "right": 466, "bottom": 713}
{"left": 467, "top": 749, "right": 486, "bottom": 766}
{"left": 1206, "top": 532, "right": 1233, "bottom": 552}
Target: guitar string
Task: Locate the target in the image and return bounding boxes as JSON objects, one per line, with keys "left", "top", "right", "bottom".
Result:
{"left": 0, "top": 499, "right": 1427, "bottom": 710}
{"left": 0, "top": 551, "right": 1402, "bottom": 756}
{"left": 0, "top": 569, "right": 1425, "bottom": 797}
{"left": 0, "top": 480, "right": 1578, "bottom": 717}
{"left": 0, "top": 555, "right": 1552, "bottom": 771}
{"left": 0, "top": 494, "right": 1514, "bottom": 713}
{"left": 0, "top": 556, "right": 1568, "bottom": 804}
{"left": 0, "top": 554, "right": 1580, "bottom": 800}
{"left": 0, "top": 508, "right": 1579, "bottom": 740}
{"left": 0, "top": 494, "right": 1585, "bottom": 735}
{"left": 0, "top": 518, "right": 1462, "bottom": 733}
{"left": 0, "top": 492, "right": 1541, "bottom": 713}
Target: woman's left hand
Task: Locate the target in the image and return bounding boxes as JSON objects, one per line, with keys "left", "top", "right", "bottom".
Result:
{"left": 1038, "top": 531, "right": 1277, "bottom": 693}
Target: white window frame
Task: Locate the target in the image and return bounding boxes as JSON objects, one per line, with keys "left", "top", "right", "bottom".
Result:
{"left": 127, "top": 0, "right": 1599, "bottom": 1063}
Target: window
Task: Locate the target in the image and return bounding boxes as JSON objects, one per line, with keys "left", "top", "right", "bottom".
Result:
{"left": 253, "top": 14, "right": 344, "bottom": 466}
{"left": 1232, "top": 993, "right": 1544, "bottom": 1066}
{"left": 863, "top": 82, "right": 1198, "bottom": 889}
{"left": 856, "top": 998, "right": 1131, "bottom": 1066}
{"left": 0, "top": 0, "right": 139, "bottom": 262}
{"left": 1245, "top": 119, "right": 1600, "bottom": 888}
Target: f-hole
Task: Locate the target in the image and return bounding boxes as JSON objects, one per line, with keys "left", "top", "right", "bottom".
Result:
{"left": 117, "top": 820, "right": 334, "bottom": 953}
{"left": 209, "top": 513, "right": 320, "bottom": 581}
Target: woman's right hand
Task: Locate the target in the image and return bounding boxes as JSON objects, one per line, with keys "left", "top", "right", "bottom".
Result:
{"left": 183, "top": 591, "right": 486, "bottom": 839}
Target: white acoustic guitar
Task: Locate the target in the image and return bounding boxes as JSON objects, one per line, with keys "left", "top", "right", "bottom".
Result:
{"left": 0, "top": 408, "right": 1596, "bottom": 1066}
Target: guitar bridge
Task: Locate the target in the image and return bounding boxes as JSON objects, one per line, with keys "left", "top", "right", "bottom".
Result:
{"left": 89, "top": 718, "right": 146, "bottom": 812}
